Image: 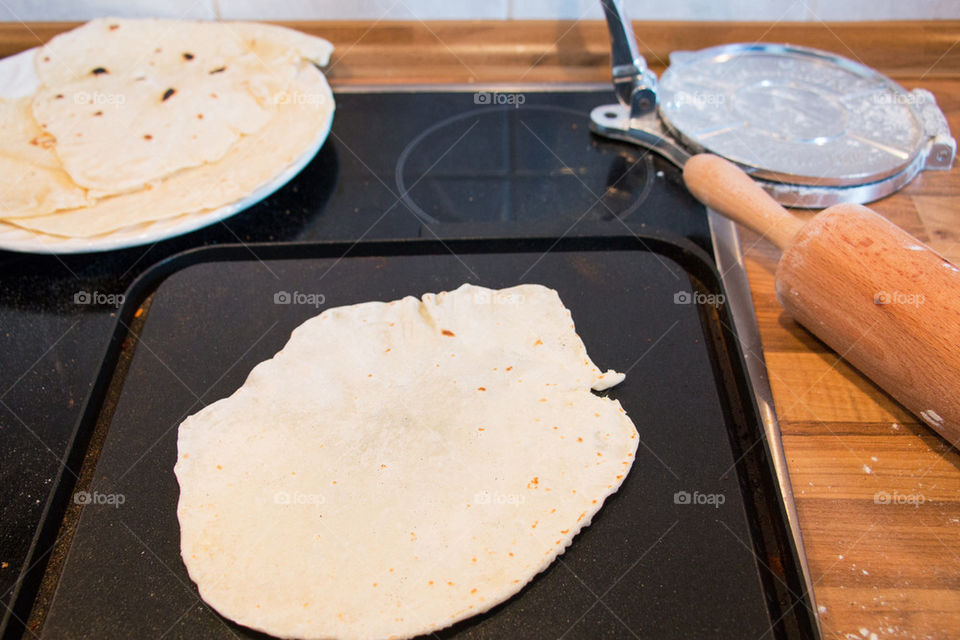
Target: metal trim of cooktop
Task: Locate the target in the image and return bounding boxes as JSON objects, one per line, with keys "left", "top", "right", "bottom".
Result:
{"left": 332, "top": 82, "right": 613, "bottom": 93}
{"left": 709, "top": 211, "right": 821, "bottom": 638}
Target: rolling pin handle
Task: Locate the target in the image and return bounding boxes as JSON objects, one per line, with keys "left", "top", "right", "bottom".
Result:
{"left": 683, "top": 154, "right": 805, "bottom": 251}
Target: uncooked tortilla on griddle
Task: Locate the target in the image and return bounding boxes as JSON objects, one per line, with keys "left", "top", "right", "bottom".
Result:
{"left": 175, "top": 283, "right": 638, "bottom": 640}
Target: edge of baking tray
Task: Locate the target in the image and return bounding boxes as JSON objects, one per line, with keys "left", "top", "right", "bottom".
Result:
{"left": 12, "top": 232, "right": 819, "bottom": 640}
{"left": 332, "top": 82, "right": 613, "bottom": 93}
{"left": 709, "top": 211, "right": 822, "bottom": 638}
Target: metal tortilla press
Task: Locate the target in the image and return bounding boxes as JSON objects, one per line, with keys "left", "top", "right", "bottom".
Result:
{"left": 590, "top": 0, "right": 957, "bottom": 207}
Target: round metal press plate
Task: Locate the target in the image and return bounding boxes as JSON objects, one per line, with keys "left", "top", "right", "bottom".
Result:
{"left": 658, "top": 43, "right": 927, "bottom": 186}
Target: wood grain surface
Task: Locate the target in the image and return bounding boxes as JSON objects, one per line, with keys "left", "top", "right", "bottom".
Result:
{"left": 2, "top": 18, "right": 958, "bottom": 640}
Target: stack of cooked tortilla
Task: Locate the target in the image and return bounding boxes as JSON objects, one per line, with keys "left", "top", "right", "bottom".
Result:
{"left": 0, "top": 19, "right": 334, "bottom": 238}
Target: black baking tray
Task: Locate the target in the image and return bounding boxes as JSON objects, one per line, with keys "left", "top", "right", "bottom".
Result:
{"left": 24, "top": 235, "right": 818, "bottom": 639}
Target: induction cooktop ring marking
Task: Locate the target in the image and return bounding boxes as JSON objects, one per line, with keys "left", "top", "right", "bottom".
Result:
{"left": 395, "top": 104, "right": 654, "bottom": 225}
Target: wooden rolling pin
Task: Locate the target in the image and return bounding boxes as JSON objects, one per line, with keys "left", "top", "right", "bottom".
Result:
{"left": 683, "top": 153, "right": 960, "bottom": 445}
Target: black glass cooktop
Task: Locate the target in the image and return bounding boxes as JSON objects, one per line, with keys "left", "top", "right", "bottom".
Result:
{"left": 0, "top": 88, "right": 713, "bottom": 636}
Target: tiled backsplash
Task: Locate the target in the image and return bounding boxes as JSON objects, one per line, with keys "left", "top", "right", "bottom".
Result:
{"left": 2, "top": 0, "right": 958, "bottom": 21}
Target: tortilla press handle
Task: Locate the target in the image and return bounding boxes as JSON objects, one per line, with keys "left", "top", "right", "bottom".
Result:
{"left": 682, "top": 154, "right": 804, "bottom": 251}
{"left": 600, "top": 0, "right": 658, "bottom": 117}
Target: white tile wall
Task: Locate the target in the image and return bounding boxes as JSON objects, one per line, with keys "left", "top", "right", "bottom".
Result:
{"left": 508, "top": 0, "right": 810, "bottom": 21}
{"left": 218, "top": 0, "right": 510, "bottom": 21}
{"left": 0, "top": 0, "right": 215, "bottom": 21}
{"left": 1, "top": 0, "right": 957, "bottom": 21}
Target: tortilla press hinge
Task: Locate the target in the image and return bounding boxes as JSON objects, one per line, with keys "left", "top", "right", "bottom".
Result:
{"left": 590, "top": 0, "right": 956, "bottom": 208}
{"left": 914, "top": 88, "right": 957, "bottom": 170}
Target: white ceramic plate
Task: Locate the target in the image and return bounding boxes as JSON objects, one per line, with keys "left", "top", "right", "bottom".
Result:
{"left": 0, "top": 47, "right": 334, "bottom": 254}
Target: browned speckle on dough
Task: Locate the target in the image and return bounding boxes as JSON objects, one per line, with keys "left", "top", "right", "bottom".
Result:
{"left": 441, "top": 329, "right": 455, "bottom": 337}
{"left": 477, "top": 387, "right": 486, "bottom": 391}
{"left": 143, "top": 134, "right": 153, "bottom": 140}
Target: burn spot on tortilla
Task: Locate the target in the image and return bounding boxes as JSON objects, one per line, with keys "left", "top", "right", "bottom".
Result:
{"left": 197, "top": 113, "right": 204, "bottom": 119}
{"left": 54, "top": 94, "right": 64, "bottom": 99}
{"left": 441, "top": 329, "right": 455, "bottom": 337}
{"left": 93, "top": 110, "right": 103, "bottom": 116}
{"left": 162, "top": 88, "right": 176, "bottom": 102}
{"left": 143, "top": 134, "right": 153, "bottom": 140}
{"left": 477, "top": 387, "right": 486, "bottom": 391}
{"left": 209, "top": 66, "right": 227, "bottom": 74}
{"left": 91, "top": 67, "right": 108, "bottom": 75}
{"left": 182, "top": 52, "right": 194, "bottom": 60}
{"left": 108, "top": 24, "right": 119, "bottom": 30}
{"left": 42, "top": 56, "right": 50, "bottom": 62}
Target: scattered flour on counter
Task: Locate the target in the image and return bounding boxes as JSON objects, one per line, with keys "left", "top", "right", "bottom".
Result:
{"left": 863, "top": 464, "right": 872, "bottom": 474}
{"left": 817, "top": 605, "right": 827, "bottom": 614}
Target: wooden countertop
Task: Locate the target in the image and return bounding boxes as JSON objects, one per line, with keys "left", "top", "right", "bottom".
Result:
{"left": 4, "top": 19, "right": 959, "bottom": 640}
